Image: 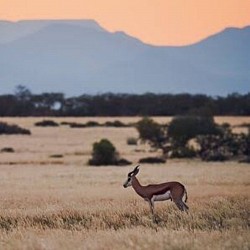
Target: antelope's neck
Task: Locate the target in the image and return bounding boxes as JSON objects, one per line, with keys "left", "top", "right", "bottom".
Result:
{"left": 132, "top": 177, "right": 146, "bottom": 198}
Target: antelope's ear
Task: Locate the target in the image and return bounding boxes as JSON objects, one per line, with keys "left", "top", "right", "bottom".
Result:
{"left": 133, "top": 165, "right": 140, "bottom": 175}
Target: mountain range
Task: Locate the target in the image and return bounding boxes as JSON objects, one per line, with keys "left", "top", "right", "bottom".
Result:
{"left": 0, "top": 20, "right": 249, "bottom": 96}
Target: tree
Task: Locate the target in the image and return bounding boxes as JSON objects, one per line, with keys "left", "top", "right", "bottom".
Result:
{"left": 136, "top": 117, "right": 167, "bottom": 151}
{"left": 168, "top": 116, "right": 220, "bottom": 148}
{"left": 14, "top": 85, "right": 32, "bottom": 102}
{"left": 136, "top": 116, "right": 221, "bottom": 159}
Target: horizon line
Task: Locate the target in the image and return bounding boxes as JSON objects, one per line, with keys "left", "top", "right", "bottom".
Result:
{"left": 1, "top": 18, "right": 250, "bottom": 47}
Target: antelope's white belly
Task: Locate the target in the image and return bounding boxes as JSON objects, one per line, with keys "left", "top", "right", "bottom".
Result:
{"left": 153, "top": 191, "right": 171, "bottom": 201}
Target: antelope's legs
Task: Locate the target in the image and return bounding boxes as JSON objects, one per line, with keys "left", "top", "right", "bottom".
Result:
{"left": 174, "top": 199, "right": 189, "bottom": 212}
{"left": 148, "top": 200, "right": 157, "bottom": 223}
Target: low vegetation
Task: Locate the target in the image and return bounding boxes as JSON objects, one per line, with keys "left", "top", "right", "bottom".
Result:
{"left": 88, "top": 139, "right": 131, "bottom": 166}
{"left": 104, "top": 120, "right": 128, "bottom": 127}
{"left": 61, "top": 120, "right": 130, "bottom": 128}
{"left": 0, "top": 147, "right": 15, "bottom": 153}
{"left": 138, "top": 157, "right": 166, "bottom": 164}
{"left": 136, "top": 116, "right": 250, "bottom": 161}
{"left": 35, "top": 120, "right": 59, "bottom": 127}
{"left": 126, "top": 137, "right": 138, "bottom": 145}
{"left": 0, "top": 122, "right": 31, "bottom": 135}
{"left": 0, "top": 197, "right": 248, "bottom": 232}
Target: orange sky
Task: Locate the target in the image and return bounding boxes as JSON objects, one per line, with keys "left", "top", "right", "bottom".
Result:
{"left": 0, "top": 0, "right": 250, "bottom": 45}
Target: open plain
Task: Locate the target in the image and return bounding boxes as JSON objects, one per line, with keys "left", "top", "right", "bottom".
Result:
{"left": 0, "top": 117, "right": 249, "bottom": 250}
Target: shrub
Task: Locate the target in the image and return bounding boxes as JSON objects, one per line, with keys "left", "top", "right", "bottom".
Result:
{"left": 50, "top": 154, "right": 63, "bottom": 158}
{"left": 139, "top": 157, "right": 166, "bottom": 164}
{"left": 0, "top": 122, "right": 31, "bottom": 135}
{"left": 88, "top": 139, "right": 131, "bottom": 166}
{"left": 69, "top": 123, "right": 86, "bottom": 128}
{"left": 170, "top": 146, "right": 197, "bottom": 158}
{"left": 104, "top": 120, "right": 127, "bottom": 127}
{"left": 201, "top": 150, "right": 229, "bottom": 162}
{"left": 61, "top": 122, "right": 86, "bottom": 128}
{"left": 116, "top": 158, "right": 132, "bottom": 166}
{"left": 35, "top": 120, "right": 59, "bottom": 127}
{"left": 127, "top": 137, "right": 138, "bottom": 145}
{"left": 85, "top": 121, "right": 101, "bottom": 127}
{"left": 239, "top": 156, "right": 250, "bottom": 163}
{"left": 197, "top": 130, "right": 250, "bottom": 162}
{"left": 1, "top": 147, "right": 15, "bottom": 153}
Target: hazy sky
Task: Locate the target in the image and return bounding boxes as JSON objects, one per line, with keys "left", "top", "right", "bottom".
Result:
{"left": 1, "top": 0, "right": 250, "bottom": 45}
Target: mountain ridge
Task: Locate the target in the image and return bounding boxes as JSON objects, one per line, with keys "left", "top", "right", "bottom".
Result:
{"left": 0, "top": 20, "right": 249, "bottom": 96}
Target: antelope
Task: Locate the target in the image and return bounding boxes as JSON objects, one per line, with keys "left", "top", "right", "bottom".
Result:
{"left": 123, "top": 165, "right": 188, "bottom": 222}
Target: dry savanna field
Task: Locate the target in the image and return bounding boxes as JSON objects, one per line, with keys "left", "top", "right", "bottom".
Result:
{"left": 0, "top": 117, "right": 250, "bottom": 250}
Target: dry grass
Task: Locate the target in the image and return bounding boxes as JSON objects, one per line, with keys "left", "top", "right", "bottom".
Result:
{"left": 0, "top": 117, "right": 250, "bottom": 249}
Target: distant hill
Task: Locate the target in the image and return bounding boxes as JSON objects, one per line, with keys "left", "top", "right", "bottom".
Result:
{"left": 0, "top": 20, "right": 249, "bottom": 96}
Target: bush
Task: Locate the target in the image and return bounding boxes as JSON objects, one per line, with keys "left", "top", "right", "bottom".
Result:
{"left": 0, "top": 122, "right": 31, "bottom": 135}
{"left": 85, "top": 121, "right": 101, "bottom": 127}
{"left": 170, "top": 146, "right": 197, "bottom": 158}
{"left": 35, "top": 120, "right": 59, "bottom": 127}
{"left": 127, "top": 137, "right": 138, "bottom": 145}
{"left": 139, "top": 157, "right": 166, "bottom": 164}
{"left": 50, "top": 154, "right": 63, "bottom": 158}
{"left": 239, "top": 156, "right": 250, "bottom": 163}
{"left": 69, "top": 123, "right": 86, "bottom": 128}
{"left": 104, "top": 120, "right": 127, "bottom": 127}
{"left": 1, "top": 147, "right": 15, "bottom": 153}
{"left": 201, "top": 150, "right": 229, "bottom": 162}
{"left": 88, "top": 139, "right": 131, "bottom": 166}
{"left": 116, "top": 158, "right": 132, "bottom": 166}
{"left": 197, "top": 129, "right": 250, "bottom": 162}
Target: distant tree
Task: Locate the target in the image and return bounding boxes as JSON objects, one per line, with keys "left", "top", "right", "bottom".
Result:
{"left": 14, "top": 85, "right": 32, "bottom": 102}
{"left": 0, "top": 90, "right": 250, "bottom": 116}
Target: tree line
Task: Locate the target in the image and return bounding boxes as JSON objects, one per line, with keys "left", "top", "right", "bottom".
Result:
{"left": 0, "top": 86, "right": 249, "bottom": 116}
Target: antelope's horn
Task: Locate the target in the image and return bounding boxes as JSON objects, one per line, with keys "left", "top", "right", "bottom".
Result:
{"left": 128, "top": 165, "right": 140, "bottom": 176}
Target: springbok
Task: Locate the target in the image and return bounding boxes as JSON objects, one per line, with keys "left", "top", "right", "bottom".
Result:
{"left": 123, "top": 165, "right": 188, "bottom": 222}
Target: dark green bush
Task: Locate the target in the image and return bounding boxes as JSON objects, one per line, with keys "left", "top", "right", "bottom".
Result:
{"left": 1, "top": 147, "right": 15, "bottom": 153}
{"left": 104, "top": 120, "right": 127, "bottom": 127}
{"left": 127, "top": 137, "right": 138, "bottom": 145}
{"left": 69, "top": 123, "right": 86, "bottom": 128}
{"left": 139, "top": 157, "right": 166, "bottom": 164}
{"left": 170, "top": 146, "right": 197, "bottom": 158}
{"left": 85, "top": 121, "right": 100, "bottom": 127}
{"left": 0, "top": 122, "right": 31, "bottom": 135}
{"left": 50, "top": 154, "right": 63, "bottom": 158}
{"left": 197, "top": 131, "right": 250, "bottom": 162}
{"left": 35, "top": 120, "right": 59, "bottom": 127}
{"left": 88, "top": 139, "right": 131, "bottom": 166}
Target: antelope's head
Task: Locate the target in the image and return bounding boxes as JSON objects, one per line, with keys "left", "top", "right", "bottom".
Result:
{"left": 123, "top": 165, "right": 140, "bottom": 188}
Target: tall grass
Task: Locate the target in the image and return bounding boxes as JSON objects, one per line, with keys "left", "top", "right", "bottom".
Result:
{"left": 0, "top": 197, "right": 249, "bottom": 232}
{"left": 0, "top": 117, "right": 249, "bottom": 249}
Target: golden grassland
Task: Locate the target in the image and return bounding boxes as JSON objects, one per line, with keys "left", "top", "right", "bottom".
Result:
{"left": 0, "top": 117, "right": 250, "bottom": 250}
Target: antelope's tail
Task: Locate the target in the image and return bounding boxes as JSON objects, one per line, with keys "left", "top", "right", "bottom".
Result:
{"left": 184, "top": 188, "right": 188, "bottom": 203}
